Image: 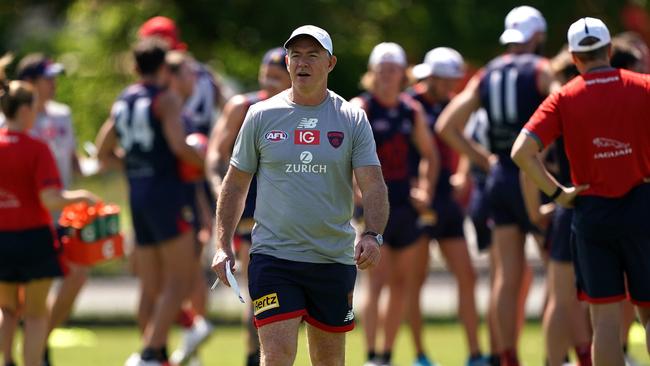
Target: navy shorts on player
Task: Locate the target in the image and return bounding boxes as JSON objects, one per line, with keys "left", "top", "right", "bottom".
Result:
{"left": 248, "top": 253, "right": 357, "bottom": 332}
{"left": 0, "top": 226, "right": 62, "bottom": 282}
{"left": 572, "top": 183, "right": 650, "bottom": 305}
{"left": 485, "top": 158, "right": 536, "bottom": 233}
{"left": 384, "top": 204, "right": 423, "bottom": 249}
{"left": 425, "top": 195, "right": 465, "bottom": 241}
{"left": 129, "top": 178, "right": 194, "bottom": 246}
{"left": 546, "top": 207, "right": 573, "bottom": 263}
{"left": 469, "top": 178, "right": 492, "bottom": 251}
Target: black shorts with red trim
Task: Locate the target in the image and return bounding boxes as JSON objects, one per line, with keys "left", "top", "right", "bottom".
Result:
{"left": 129, "top": 178, "right": 194, "bottom": 246}
{"left": 546, "top": 207, "right": 573, "bottom": 263}
{"left": 0, "top": 226, "right": 63, "bottom": 282}
{"left": 248, "top": 253, "right": 357, "bottom": 332}
{"left": 384, "top": 204, "right": 423, "bottom": 249}
{"left": 572, "top": 183, "right": 650, "bottom": 305}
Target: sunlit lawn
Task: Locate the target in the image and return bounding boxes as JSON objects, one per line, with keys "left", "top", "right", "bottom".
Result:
{"left": 2, "top": 322, "right": 648, "bottom": 366}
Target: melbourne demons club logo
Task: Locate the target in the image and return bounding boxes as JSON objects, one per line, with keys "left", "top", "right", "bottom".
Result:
{"left": 327, "top": 131, "right": 344, "bottom": 148}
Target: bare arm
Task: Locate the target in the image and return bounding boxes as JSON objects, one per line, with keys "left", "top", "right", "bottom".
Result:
{"left": 39, "top": 187, "right": 98, "bottom": 211}
{"left": 211, "top": 165, "right": 253, "bottom": 285}
{"left": 511, "top": 132, "right": 588, "bottom": 208}
{"left": 436, "top": 75, "right": 494, "bottom": 171}
{"left": 411, "top": 103, "right": 439, "bottom": 205}
{"left": 95, "top": 118, "right": 124, "bottom": 172}
{"left": 206, "top": 95, "right": 249, "bottom": 196}
{"left": 157, "top": 91, "right": 204, "bottom": 168}
{"left": 354, "top": 165, "right": 389, "bottom": 270}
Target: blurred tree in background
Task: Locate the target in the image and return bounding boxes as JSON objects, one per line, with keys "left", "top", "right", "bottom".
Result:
{"left": 0, "top": 0, "right": 643, "bottom": 144}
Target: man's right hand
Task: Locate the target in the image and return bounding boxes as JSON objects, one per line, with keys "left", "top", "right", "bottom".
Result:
{"left": 556, "top": 185, "right": 590, "bottom": 208}
{"left": 354, "top": 236, "right": 381, "bottom": 270}
{"left": 211, "top": 248, "right": 236, "bottom": 287}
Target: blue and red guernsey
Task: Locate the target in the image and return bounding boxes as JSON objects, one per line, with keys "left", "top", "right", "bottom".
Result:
{"left": 0, "top": 129, "right": 61, "bottom": 230}
{"left": 408, "top": 84, "right": 457, "bottom": 197}
{"left": 479, "top": 54, "right": 547, "bottom": 158}
{"left": 524, "top": 69, "right": 650, "bottom": 198}
{"left": 359, "top": 92, "right": 416, "bottom": 206}
{"left": 112, "top": 83, "right": 179, "bottom": 181}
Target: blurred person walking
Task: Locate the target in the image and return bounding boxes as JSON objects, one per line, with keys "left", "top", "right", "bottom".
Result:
{"left": 0, "top": 80, "right": 97, "bottom": 366}
{"left": 95, "top": 38, "right": 204, "bottom": 366}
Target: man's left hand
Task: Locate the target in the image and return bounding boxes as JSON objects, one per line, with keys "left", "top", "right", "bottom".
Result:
{"left": 354, "top": 236, "right": 381, "bottom": 270}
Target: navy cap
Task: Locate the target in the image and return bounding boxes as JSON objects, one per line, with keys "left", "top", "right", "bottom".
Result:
{"left": 262, "top": 47, "right": 287, "bottom": 69}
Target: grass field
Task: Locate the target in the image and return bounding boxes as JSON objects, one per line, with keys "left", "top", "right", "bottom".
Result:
{"left": 3, "top": 323, "right": 648, "bottom": 365}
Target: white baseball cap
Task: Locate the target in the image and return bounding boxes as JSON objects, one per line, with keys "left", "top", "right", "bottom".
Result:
{"left": 412, "top": 47, "right": 465, "bottom": 79}
{"left": 567, "top": 17, "right": 611, "bottom": 52}
{"left": 284, "top": 25, "right": 333, "bottom": 55}
{"left": 499, "top": 6, "right": 547, "bottom": 45}
{"left": 368, "top": 42, "right": 407, "bottom": 67}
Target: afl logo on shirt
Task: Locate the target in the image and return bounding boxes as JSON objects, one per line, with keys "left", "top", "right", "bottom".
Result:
{"left": 265, "top": 130, "right": 288, "bottom": 142}
{"left": 295, "top": 130, "right": 320, "bottom": 145}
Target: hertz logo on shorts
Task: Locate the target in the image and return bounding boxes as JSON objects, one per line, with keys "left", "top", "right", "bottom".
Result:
{"left": 253, "top": 293, "right": 280, "bottom": 315}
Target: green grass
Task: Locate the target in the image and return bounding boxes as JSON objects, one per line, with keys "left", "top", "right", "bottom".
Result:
{"left": 3, "top": 323, "right": 649, "bottom": 365}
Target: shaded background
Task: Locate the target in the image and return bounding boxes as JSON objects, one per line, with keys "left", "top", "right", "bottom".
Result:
{"left": 1, "top": 0, "right": 648, "bottom": 143}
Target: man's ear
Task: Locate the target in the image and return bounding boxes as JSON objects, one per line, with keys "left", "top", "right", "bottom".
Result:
{"left": 328, "top": 55, "right": 337, "bottom": 73}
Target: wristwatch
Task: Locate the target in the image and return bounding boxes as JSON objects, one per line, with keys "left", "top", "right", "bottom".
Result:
{"left": 362, "top": 230, "right": 384, "bottom": 246}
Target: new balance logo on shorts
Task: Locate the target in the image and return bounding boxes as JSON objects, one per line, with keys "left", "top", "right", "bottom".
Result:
{"left": 343, "top": 310, "right": 355, "bottom": 323}
{"left": 253, "top": 293, "right": 280, "bottom": 315}
{"left": 297, "top": 118, "right": 318, "bottom": 129}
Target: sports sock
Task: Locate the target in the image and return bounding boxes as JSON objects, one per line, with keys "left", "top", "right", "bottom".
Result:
{"left": 367, "top": 350, "right": 376, "bottom": 361}
{"left": 177, "top": 308, "right": 196, "bottom": 329}
{"left": 575, "top": 343, "right": 592, "bottom": 366}
{"left": 500, "top": 349, "right": 519, "bottom": 366}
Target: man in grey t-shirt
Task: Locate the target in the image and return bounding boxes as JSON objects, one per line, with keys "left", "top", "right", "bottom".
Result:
{"left": 211, "top": 25, "right": 389, "bottom": 365}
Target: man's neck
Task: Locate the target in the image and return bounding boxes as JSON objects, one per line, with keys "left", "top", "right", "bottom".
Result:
{"left": 289, "top": 86, "right": 328, "bottom": 106}
{"left": 36, "top": 100, "right": 47, "bottom": 113}
{"left": 582, "top": 61, "right": 612, "bottom": 74}
{"left": 373, "top": 87, "right": 400, "bottom": 107}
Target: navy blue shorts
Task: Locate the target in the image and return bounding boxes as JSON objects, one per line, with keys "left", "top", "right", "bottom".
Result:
{"left": 485, "top": 160, "right": 536, "bottom": 233}
{"left": 546, "top": 207, "right": 573, "bottom": 263}
{"left": 129, "top": 178, "right": 194, "bottom": 246}
{"left": 0, "top": 226, "right": 62, "bottom": 282}
{"left": 424, "top": 194, "right": 465, "bottom": 240}
{"left": 248, "top": 253, "right": 357, "bottom": 332}
{"left": 572, "top": 183, "right": 650, "bottom": 305}
{"left": 384, "top": 204, "right": 423, "bottom": 249}
{"left": 468, "top": 179, "right": 492, "bottom": 251}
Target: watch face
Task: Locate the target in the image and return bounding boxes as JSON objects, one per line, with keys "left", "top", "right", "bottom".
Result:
{"left": 376, "top": 234, "right": 384, "bottom": 246}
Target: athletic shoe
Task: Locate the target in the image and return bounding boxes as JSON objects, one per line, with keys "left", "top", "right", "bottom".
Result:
{"left": 362, "top": 360, "right": 381, "bottom": 366}
{"left": 466, "top": 355, "right": 491, "bottom": 366}
{"left": 170, "top": 317, "right": 214, "bottom": 365}
{"left": 413, "top": 354, "right": 438, "bottom": 366}
{"left": 124, "top": 353, "right": 167, "bottom": 366}
{"left": 625, "top": 355, "right": 641, "bottom": 366}
{"left": 186, "top": 355, "right": 202, "bottom": 366}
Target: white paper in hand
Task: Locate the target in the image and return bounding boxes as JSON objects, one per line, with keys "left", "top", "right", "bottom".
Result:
{"left": 210, "top": 260, "right": 245, "bottom": 304}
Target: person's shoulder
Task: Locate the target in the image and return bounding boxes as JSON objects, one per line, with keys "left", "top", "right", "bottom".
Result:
{"left": 328, "top": 90, "right": 366, "bottom": 118}
{"left": 619, "top": 68, "right": 650, "bottom": 86}
{"left": 45, "top": 100, "right": 71, "bottom": 117}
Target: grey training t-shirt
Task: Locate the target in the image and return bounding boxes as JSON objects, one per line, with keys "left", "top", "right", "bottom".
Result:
{"left": 231, "top": 89, "right": 380, "bottom": 264}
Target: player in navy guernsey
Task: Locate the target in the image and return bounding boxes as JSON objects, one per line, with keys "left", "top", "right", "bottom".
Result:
{"left": 206, "top": 47, "right": 290, "bottom": 366}
{"left": 437, "top": 7, "right": 559, "bottom": 366}
{"left": 95, "top": 38, "right": 204, "bottom": 366}
{"left": 407, "top": 47, "right": 486, "bottom": 366}
{"left": 351, "top": 42, "right": 437, "bottom": 366}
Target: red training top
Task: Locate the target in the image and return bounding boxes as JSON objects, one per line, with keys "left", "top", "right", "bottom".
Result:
{"left": 524, "top": 69, "right": 650, "bottom": 198}
{"left": 0, "top": 128, "right": 62, "bottom": 230}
